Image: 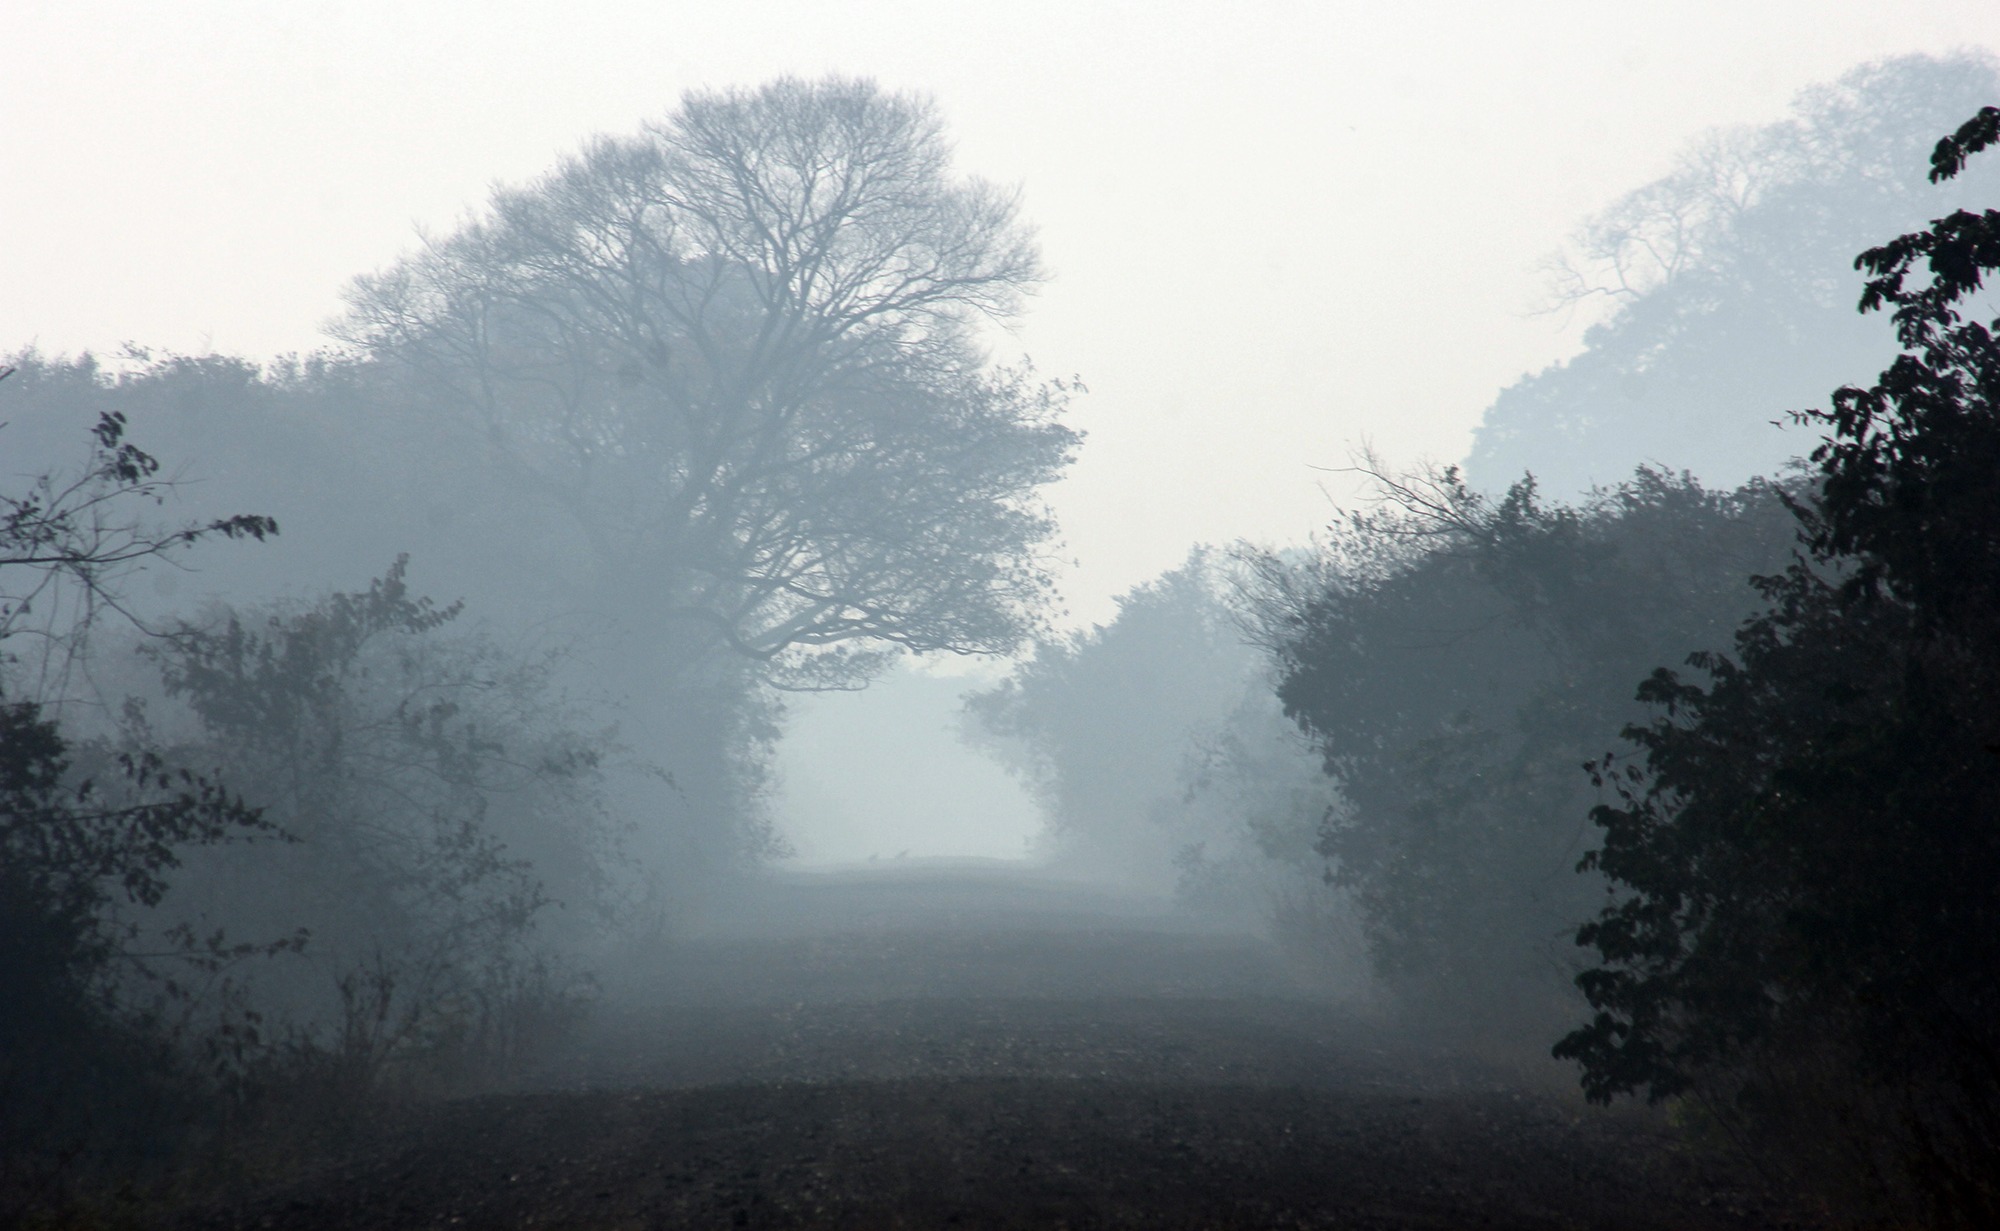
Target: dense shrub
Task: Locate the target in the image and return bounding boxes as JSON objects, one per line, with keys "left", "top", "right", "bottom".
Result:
{"left": 133, "top": 557, "right": 620, "bottom": 1088}
{"left": 1250, "top": 466, "right": 1796, "bottom": 1044}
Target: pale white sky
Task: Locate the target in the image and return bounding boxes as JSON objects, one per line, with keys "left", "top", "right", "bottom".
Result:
{"left": 7, "top": 1, "right": 1998, "bottom": 627}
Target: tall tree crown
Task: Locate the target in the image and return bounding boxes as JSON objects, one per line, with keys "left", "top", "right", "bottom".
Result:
{"left": 337, "top": 77, "right": 1075, "bottom": 682}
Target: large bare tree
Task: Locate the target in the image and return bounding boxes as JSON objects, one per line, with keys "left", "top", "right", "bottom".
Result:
{"left": 339, "top": 77, "right": 1077, "bottom": 687}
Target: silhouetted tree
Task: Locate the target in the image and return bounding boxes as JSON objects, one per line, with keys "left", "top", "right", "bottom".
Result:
{"left": 339, "top": 76, "right": 1077, "bottom": 687}
{"left": 336, "top": 76, "right": 1078, "bottom": 888}
{"left": 1558, "top": 107, "right": 2000, "bottom": 1223}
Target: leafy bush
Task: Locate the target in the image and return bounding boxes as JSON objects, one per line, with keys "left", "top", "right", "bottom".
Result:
{"left": 1251, "top": 466, "right": 1796, "bottom": 1044}
{"left": 0, "top": 696, "right": 289, "bottom": 1191}
{"left": 134, "top": 557, "right": 619, "bottom": 1089}
{"left": 1558, "top": 108, "right": 2000, "bottom": 1222}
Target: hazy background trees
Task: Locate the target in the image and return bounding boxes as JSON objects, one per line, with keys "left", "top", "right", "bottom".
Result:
{"left": 963, "top": 550, "right": 1347, "bottom": 955}
{"left": 966, "top": 553, "right": 1253, "bottom": 891}
{"left": 1466, "top": 53, "right": 2000, "bottom": 498}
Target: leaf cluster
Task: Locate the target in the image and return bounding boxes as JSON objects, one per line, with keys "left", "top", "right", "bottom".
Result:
{"left": 1557, "top": 107, "right": 2000, "bottom": 1220}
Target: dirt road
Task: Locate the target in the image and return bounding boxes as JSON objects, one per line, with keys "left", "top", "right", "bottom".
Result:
{"left": 187, "top": 863, "right": 1818, "bottom": 1229}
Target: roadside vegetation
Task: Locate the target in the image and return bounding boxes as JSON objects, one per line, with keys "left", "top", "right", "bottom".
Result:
{"left": 7, "top": 56, "right": 2000, "bottom": 1229}
{"left": 972, "top": 65, "right": 2000, "bottom": 1224}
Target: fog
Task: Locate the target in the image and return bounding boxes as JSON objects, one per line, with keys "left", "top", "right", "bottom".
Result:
{"left": 772, "top": 665, "right": 1040, "bottom": 866}
{"left": 11, "top": 3, "right": 1998, "bottom": 630}
{"left": 7, "top": 10, "right": 2000, "bottom": 1226}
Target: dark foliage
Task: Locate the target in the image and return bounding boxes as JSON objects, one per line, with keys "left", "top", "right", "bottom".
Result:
{"left": 0, "top": 697, "right": 282, "bottom": 1163}
{"left": 1558, "top": 109, "right": 2000, "bottom": 1222}
{"left": 1261, "top": 466, "right": 1795, "bottom": 1042}
{"left": 1928, "top": 105, "right": 2000, "bottom": 182}
{"left": 0, "top": 377, "right": 283, "bottom": 1207}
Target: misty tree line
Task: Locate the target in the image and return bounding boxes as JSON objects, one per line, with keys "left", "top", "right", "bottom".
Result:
{"left": 5, "top": 50, "right": 2000, "bottom": 1227}
{"left": 968, "top": 56, "right": 2000, "bottom": 1223}
{"left": 2, "top": 77, "right": 1074, "bottom": 1200}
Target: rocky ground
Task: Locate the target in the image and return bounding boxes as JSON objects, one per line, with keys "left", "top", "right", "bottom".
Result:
{"left": 177, "top": 863, "right": 1825, "bottom": 1230}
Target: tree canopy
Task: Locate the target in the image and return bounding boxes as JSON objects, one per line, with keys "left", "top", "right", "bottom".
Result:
{"left": 339, "top": 76, "right": 1078, "bottom": 687}
{"left": 1466, "top": 54, "right": 2000, "bottom": 498}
